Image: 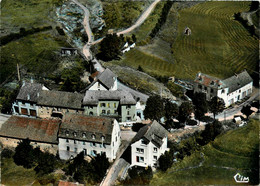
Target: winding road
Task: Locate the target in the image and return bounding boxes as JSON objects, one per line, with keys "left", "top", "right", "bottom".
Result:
{"left": 71, "top": 0, "right": 161, "bottom": 72}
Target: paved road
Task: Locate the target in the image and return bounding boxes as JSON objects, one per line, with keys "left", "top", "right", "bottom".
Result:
{"left": 118, "top": 81, "right": 149, "bottom": 103}
{"left": 101, "top": 130, "right": 136, "bottom": 186}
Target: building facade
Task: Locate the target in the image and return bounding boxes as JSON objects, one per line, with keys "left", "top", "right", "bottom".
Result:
{"left": 83, "top": 90, "right": 136, "bottom": 122}
{"left": 194, "top": 70, "right": 253, "bottom": 107}
{"left": 131, "top": 121, "right": 168, "bottom": 168}
{"left": 58, "top": 114, "right": 121, "bottom": 161}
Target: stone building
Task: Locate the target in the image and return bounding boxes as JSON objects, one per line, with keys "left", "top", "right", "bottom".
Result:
{"left": 131, "top": 121, "right": 168, "bottom": 168}
{"left": 0, "top": 116, "right": 60, "bottom": 154}
{"left": 193, "top": 70, "right": 253, "bottom": 107}
{"left": 37, "top": 90, "right": 84, "bottom": 119}
{"left": 58, "top": 113, "right": 121, "bottom": 161}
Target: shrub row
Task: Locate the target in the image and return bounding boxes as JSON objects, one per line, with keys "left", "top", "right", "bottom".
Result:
{"left": 0, "top": 26, "right": 52, "bottom": 46}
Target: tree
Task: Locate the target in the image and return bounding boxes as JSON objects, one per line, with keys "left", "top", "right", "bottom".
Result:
{"left": 241, "top": 105, "right": 253, "bottom": 120}
{"left": 177, "top": 102, "right": 193, "bottom": 124}
{"left": 158, "top": 151, "right": 173, "bottom": 171}
{"left": 143, "top": 95, "right": 164, "bottom": 121}
{"left": 91, "top": 153, "right": 110, "bottom": 182}
{"left": 127, "top": 166, "right": 153, "bottom": 185}
{"left": 13, "top": 138, "right": 35, "bottom": 168}
{"left": 132, "top": 34, "right": 137, "bottom": 43}
{"left": 192, "top": 92, "right": 208, "bottom": 122}
{"left": 208, "top": 96, "right": 225, "bottom": 119}
{"left": 98, "top": 33, "right": 124, "bottom": 61}
{"left": 34, "top": 152, "right": 57, "bottom": 175}
{"left": 164, "top": 99, "right": 179, "bottom": 120}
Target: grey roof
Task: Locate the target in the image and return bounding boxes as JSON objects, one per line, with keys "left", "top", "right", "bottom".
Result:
{"left": 16, "top": 82, "right": 43, "bottom": 102}
{"left": 58, "top": 113, "right": 114, "bottom": 144}
{"left": 86, "top": 68, "right": 117, "bottom": 90}
{"left": 37, "top": 90, "right": 84, "bottom": 109}
{"left": 223, "top": 70, "right": 253, "bottom": 94}
{"left": 132, "top": 120, "right": 168, "bottom": 148}
{"left": 83, "top": 90, "right": 136, "bottom": 105}
{"left": 0, "top": 116, "right": 60, "bottom": 144}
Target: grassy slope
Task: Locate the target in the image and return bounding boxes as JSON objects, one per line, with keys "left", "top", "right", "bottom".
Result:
{"left": 109, "top": 2, "right": 258, "bottom": 80}
{"left": 0, "top": 0, "right": 69, "bottom": 84}
{"left": 151, "top": 119, "right": 259, "bottom": 185}
{"left": 1, "top": 158, "right": 37, "bottom": 185}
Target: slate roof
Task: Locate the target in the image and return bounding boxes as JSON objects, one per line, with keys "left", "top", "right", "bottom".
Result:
{"left": 223, "top": 70, "right": 253, "bottom": 94}
{"left": 58, "top": 113, "right": 114, "bottom": 144}
{"left": 132, "top": 120, "right": 168, "bottom": 148}
{"left": 16, "top": 82, "right": 43, "bottom": 102}
{"left": 0, "top": 116, "right": 60, "bottom": 144}
{"left": 86, "top": 68, "right": 117, "bottom": 90}
{"left": 37, "top": 90, "right": 84, "bottom": 109}
{"left": 194, "top": 72, "right": 225, "bottom": 89}
{"left": 83, "top": 90, "right": 136, "bottom": 105}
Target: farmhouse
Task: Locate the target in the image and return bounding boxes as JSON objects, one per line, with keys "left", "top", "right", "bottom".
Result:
{"left": 131, "top": 120, "right": 168, "bottom": 168}
{"left": 58, "top": 113, "right": 120, "bottom": 161}
{"left": 12, "top": 82, "right": 48, "bottom": 117}
{"left": 194, "top": 70, "right": 253, "bottom": 107}
{"left": 0, "top": 116, "right": 60, "bottom": 154}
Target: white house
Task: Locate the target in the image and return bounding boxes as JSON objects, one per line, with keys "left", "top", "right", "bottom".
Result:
{"left": 58, "top": 113, "right": 121, "bottom": 161}
{"left": 86, "top": 68, "right": 118, "bottom": 91}
{"left": 194, "top": 70, "right": 253, "bottom": 107}
{"left": 131, "top": 120, "right": 168, "bottom": 168}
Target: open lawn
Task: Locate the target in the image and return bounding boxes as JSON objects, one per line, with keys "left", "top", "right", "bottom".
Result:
{"left": 151, "top": 119, "right": 259, "bottom": 185}
{"left": 110, "top": 1, "right": 258, "bottom": 80}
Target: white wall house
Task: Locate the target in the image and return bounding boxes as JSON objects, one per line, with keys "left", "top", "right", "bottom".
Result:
{"left": 131, "top": 121, "right": 168, "bottom": 168}
{"left": 194, "top": 70, "right": 253, "bottom": 107}
{"left": 58, "top": 113, "right": 121, "bottom": 161}
{"left": 87, "top": 68, "right": 118, "bottom": 91}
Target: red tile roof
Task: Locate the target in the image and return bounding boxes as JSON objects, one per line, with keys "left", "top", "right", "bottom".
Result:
{"left": 0, "top": 116, "right": 60, "bottom": 144}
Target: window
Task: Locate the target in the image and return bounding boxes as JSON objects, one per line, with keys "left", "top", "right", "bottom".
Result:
{"left": 74, "top": 148, "right": 77, "bottom": 152}
{"left": 83, "top": 148, "right": 87, "bottom": 155}
{"left": 92, "top": 134, "right": 96, "bottom": 139}
{"left": 93, "top": 150, "right": 97, "bottom": 155}
{"left": 93, "top": 142, "right": 96, "bottom": 147}
{"left": 141, "top": 139, "right": 146, "bottom": 145}
{"left": 113, "top": 142, "right": 114, "bottom": 147}
{"left": 103, "top": 144, "right": 106, "bottom": 148}
{"left": 114, "top": 103, "right": 116, "bottom": 108}
{"left": 101, "top": 136, "right": 105, "bottom": 141}
{"left": 127, "top": 111, "right": 130, "bottom": 115}
{"left": 126, "top": 105, "right": 131, "bottom": 109}
{"left": 107, "top": 103, "right": 110, "bottom": 108}
{"left": 89, "top": 106, "right": 93, "bottom": 109}
{"left": 102, "top": 110, "right": 106, "bottom": 114}
{"left": 67, "top": 146, "right": 70, "bottom": 151}
{"left": 74, "top": 140, "right": 76, "bottom": 144}
{"left": 210, "top": 89, "right": 213, "bottom": 93}
{"left": 65, "top": 131, "right": 69, "bottom": 136}
{"left": 136, "top": 156, "right": 144, "bottom": 163}
{"left": 154, "top": 156, "right": 157, "bottom": 160}
{"left": 66, "top": 139, "right": 69, "bottom": 143}
{"left": 221, "top": 89, "right": 225, "bottom": 94}
{"left": 136, "top": 148, "right": 144, "bottom": 153}
{"left": 239, "top": 90, "right": 241, "bottom": 93}
{"left": 107, "top": 110, "right": 110, "bottom": 115}
{"left": 127, "top": 117, "right": 131, "bottom": 121}
{"left": 73, "top": 132, "right": 77, "bottom": 137}
{"left": 83, "top": 141, "right": 86, "bottom": 145}
{"left": 82, "top": 133, "right": 86, "bottom": 138}
{"left": 154, "top": 147, "right": 158, "bottom": 152}
{"left": 101, "top": 103, "right": 106, "bottom": 107}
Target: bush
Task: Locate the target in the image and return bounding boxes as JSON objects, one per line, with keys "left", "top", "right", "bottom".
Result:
{"left": 126, "top": 166, "right": 153, "bottom": 185}
{"left": 187, "top": 119, "right": 197, "bottom": 126}
{"left": 158, "top": 151, "right": 173, "bottom": 171}
{"left": 1, "top": 148, "right": 14, "bottom": 158}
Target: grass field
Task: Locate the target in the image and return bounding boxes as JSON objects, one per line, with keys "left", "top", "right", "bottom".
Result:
{"left": 151, "top": 119, "right": 259, "bottom": 185}
{"left": 0, "top": 0, "right": 70, "bottom": 84}
{"left": 110, "top": 1, "right": 258, "bottom": 80}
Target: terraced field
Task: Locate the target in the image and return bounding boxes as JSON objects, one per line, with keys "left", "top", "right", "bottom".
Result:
{"left": 110, "top": 1, "right": 258, "bottom": 80}
{"left": 151, "top": 119, "right": 259, "bottom": 185}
